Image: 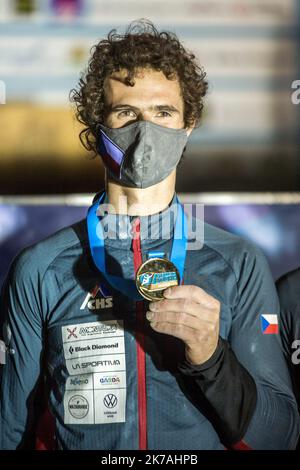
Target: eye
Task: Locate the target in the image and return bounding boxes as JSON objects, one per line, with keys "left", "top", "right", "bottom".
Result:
{"left": 157, "top": 111, "right": 172, "bottom": 117}
{"left": 117, "top": 110, "right": 136, "bottom": 118}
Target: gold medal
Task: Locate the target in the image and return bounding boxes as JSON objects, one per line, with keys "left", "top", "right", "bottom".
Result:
{"left": 135, "top": 257, "right": 180, "bottom": 301}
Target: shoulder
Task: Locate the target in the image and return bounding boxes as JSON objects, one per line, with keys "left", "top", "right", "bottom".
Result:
{"left": 7, "top": 219, "right": 87, "bottom": 284}
{"left": 276, "top": 267, "right": 300, "bottom": 311}
{"left": 203, "top": 222, "right": 269, "bottom": 279}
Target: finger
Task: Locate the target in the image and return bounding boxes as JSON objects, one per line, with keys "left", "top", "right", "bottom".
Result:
{"left": 149, "top": 298, "right": 201, "bottom": 318}
{"left": 149, "top": 320, "right": 216, "bottom": 343}
{"left": 164, "top": 284, "right": 220, "bottom": 309}
{"left": 150, "top": 321, "right": 198, "bottom": 342}
{"left": 146, "top": 309, "right": 213, "bottom": 330}
{"left": 147, "top": 302, "right": 217, "bottom": 324}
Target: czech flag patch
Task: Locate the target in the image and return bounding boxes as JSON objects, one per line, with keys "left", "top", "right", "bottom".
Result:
{"left": 261, "top": 314, "right": 279, "bottom": 334}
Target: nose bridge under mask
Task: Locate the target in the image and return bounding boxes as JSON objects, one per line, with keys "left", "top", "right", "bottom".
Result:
{"left": 120, "top": 121, "right": 156, "bottom": 188}
{"left": 131, "top": 120, "right": 156, "bottom": 164}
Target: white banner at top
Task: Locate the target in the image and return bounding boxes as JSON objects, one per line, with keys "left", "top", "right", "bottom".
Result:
{"left": 84, "top": 0, "right": 296, "bottom": 27}
{"left": 0, "top": 0, "right": 296, "bottom": 27}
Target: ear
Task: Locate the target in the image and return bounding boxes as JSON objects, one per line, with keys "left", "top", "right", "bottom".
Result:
{"left": 186, "top": 121, "right": 195, "bottom": 137}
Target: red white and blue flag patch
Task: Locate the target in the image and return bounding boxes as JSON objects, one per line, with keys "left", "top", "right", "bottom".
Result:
{"left": 261, "top": 314, "right": 279, "bottom": 334}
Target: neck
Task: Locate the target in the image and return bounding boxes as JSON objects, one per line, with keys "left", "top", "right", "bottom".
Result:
{"left": 106, "top": 170, "right": 176, "bottom": 216}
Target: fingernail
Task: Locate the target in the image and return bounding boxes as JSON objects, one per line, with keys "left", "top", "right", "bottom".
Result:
{"left": 146, "top": 311, "right": 154, "bottom": 321}
{"left": 164, "top": 288, "right": 171, "bottom": 297}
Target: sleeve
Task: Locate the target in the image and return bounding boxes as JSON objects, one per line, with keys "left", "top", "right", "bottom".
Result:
{"left": 276, "top": 271, "right": 300, "bottom": 417}
{"left": 276, "top": 270, "right": 300, "bottom": 361}
{"left": 179, "top": 243, "right": 300, "bottom": 449}
{"left": 0, "top": 250, "right": 45, "bottom": 449}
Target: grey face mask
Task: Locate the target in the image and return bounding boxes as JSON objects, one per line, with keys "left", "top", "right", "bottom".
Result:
{"left": 96, "top": 120, "right": 188, "bottom": 189}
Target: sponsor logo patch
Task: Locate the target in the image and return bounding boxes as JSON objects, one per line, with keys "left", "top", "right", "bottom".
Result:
{"left": 103, "top": 393, "right": 118, "bottom": 409}
{"left": 63, "top": 337, "right": 124, "bottom": 361}
{"left": 99, "top": 375, "right": 121, "bottom": 386}
{"left": 80, "top": 283, "right": 113, "bottom": 311}
{"left": 79, "top": 324, "right": 117, "bottom": 337}
{"left": 68, "top": 395, "right": 89, "bottom": 419}
{"left": 66, "top": 375, "right": 91, "bottom": 389}
{"left": 62, "top": 320, "right": 122, "bottom": 344}
{"left": 62, "top": 320, "right": 126, "bottom": 425}
{"left": 65, "top": 372, "right": 126, "bottom": 391}
{"left": 68, "top": 356, "right": 125, "bottom": 374}
{"left": 67, "top": 327, "right": 77, "bottom": 340}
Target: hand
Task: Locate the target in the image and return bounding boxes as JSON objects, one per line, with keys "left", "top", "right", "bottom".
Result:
{"left": 146, "top": 285, "right": 220, "bottom": 365}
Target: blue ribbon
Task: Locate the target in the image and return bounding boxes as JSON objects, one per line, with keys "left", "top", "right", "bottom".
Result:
{"left": 87, "top": 191, "right": 187, "bottom": 300}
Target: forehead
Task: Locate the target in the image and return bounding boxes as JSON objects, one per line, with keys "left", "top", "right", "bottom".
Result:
{"left": 104, "top": 68, "right": 183, "bottom": 108}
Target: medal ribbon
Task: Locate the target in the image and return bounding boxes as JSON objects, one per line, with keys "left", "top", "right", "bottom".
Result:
{"left": 87, "top": 190, "right": 187, "bottom": 300}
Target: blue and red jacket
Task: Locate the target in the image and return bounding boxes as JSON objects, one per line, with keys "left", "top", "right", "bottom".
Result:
{"left": 0, "top": 192, "right": 299, "bottom": 449}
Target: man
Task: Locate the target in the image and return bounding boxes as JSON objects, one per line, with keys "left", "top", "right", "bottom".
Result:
{"left": 0, "top": 20, "right": 299, "bottom": 450}
{"left": 276, "top": 268, "right": 300, "bottom": 448}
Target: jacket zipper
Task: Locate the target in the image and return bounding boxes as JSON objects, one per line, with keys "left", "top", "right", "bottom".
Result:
{"left": 132, "top": 218, "right": 147, "bottom": 450}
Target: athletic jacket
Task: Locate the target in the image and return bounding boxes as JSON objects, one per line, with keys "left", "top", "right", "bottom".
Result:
{"left": 0, "top": 192, "right": 299, "bottom": 449}
{"left": 277, "top": 268, "right": 300, "bottom": 412}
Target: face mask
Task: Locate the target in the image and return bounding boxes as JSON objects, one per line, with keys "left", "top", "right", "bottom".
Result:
{"left": 96, "top": 120, "right": 188, "bottom": 189}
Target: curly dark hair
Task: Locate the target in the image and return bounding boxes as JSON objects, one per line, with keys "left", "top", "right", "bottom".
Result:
{"left": 70, "top": 19, "right": 208, "bottom": 156}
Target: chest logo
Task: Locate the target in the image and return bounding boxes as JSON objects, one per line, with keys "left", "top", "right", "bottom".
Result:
{"left": 67, "top": 327, "right": 78, "bottom": 339}
{"left": 80, "top": 284, "right": 113, "bottom": 311}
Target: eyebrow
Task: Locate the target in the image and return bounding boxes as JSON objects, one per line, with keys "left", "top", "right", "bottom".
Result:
{"left": 109, "top": 104, "right": 180, "bottom": 113}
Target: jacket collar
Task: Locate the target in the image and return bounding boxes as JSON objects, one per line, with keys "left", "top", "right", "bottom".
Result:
{"left": 94, "top": 190, "right": 178, "bottom": 249}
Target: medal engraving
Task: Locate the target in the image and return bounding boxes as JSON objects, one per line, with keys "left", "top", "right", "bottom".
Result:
{"left": 136, "top": 258, "right": 180, "bottom": 301}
